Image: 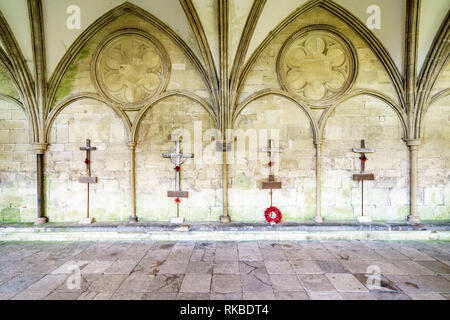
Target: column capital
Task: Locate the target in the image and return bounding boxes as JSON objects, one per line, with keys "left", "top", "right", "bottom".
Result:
{"left": 32, "top": 143, "right": 48, "bottom": 154}
{"left": 128, "top": 141, "right": 137, "bottom": 150}
{"left": 405, "top": 139, "right": 422, "bottom": 147}
{"left": 314, "top": 140, "right": 324, "bottom": 147}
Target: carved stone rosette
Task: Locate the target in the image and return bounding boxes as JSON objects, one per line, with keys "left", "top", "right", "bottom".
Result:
{"left": 277, "top": 25, "right": 358, "bottom": 108}
{"left": 92, "top": 29, "right": 170, "bottom": 110}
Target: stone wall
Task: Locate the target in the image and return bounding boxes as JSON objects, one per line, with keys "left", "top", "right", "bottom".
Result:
{"left": 135, "top": 95, "right": 221, "bottom": 221}
{"left": 0, "top": 5, "right": 448, "bottom": 223}
{"left": 0, "top": 100, "right": 36, "bottom": 222}
{"left": 230, "top": 95, "right": 316, "bottom": 221}
{"left": 322, "top": 95, "right": 409, "bottom": 221}
{"left": 418, "top": 94, "right": 450, "bottom": 220}
{"left": 46, "top": 99, "right": 130, "bottom": 222}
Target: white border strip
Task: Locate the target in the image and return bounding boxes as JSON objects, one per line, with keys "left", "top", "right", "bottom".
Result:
{"left": 0, "top": 230, "right": 448, "bottom": 241}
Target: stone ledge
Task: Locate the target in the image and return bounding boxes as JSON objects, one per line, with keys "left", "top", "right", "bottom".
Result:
{"left": 0, "top": 221, "right": 448, "bottom": 242}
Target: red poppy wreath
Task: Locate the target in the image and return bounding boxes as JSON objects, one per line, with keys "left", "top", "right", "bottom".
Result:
{"left": 264, "top": 206, "right": 282, "bottom": 224}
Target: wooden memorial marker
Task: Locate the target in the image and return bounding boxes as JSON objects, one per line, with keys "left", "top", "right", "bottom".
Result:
{"left": 260, "top": 139, "right": 283, "bottom": 216}
{"left": 352, "top": 140, "right": 375, "bottom": 223}
{"left": 162, "top": 138, "right": 193, "bottom": 224}
{"left": 78, "top": 139, "right": 97, "bottom": 224}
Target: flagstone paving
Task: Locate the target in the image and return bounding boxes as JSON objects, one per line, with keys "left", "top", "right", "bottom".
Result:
{"left": 0, "top": 240, "right": 449, "bottom": 300}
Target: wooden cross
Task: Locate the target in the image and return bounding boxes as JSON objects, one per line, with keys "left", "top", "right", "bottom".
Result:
{"left": 162, "top": 138, "right": 194, "bottom": 217}
{"left": 260, "top": 139, "right": 283, "bottom": 205}
{"left": 78, "top": 139, "right": 97, "bottom": 220}
{"left": 352, "top": 140, "right": 375, "bottom": 217}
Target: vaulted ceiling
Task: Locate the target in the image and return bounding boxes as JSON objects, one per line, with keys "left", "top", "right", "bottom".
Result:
{"left": 0, "top": 0, "right": 448, "bottom": 82}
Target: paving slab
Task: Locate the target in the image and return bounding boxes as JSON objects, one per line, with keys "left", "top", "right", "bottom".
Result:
{"left": 384, "top": 275, "right": 432, "bottom": 294}
{"left": 88, "top": 275, "right": 127, "bottom": 293}
{"left": 298, "top": 274, "right": 335, "bottom": 292}
{"left": 186, "top": 261, "right": 213, "bottom": 274}
{"left": 417, "top": 261, "right": 450, "bottom": 274}
{"left": 264, "top": 260, "right": 295, "bottom": 274}
{"left": 325, "top": 273, "right": 369, "bottom": 293}
{"left": 270, "top": 274, "right": 304, "bottom": 292}
{"left": 147, "top": 274, "right": 184, "bottom": 293}
{"left": 408, "top": 293, "right": 446, "bottom": 300}
{"left": 116, "top": 274, "right": 154, "bottom": 293}
{"left": 274, "top": 291, "right": 309, "bottom": 300}
{"left": 308, "top": 292, "right": 343, "bottom": 300}
{"left": 210, "top": 292, "right": 242, "bottom": 300}
{"left": 180, "top": 274, "right": 211, "bottom": 293}
{"left": 211, "top": 274, "right": 241, "bottom": 293}
{"left": 290, "top": 260, "right": 323, "bottom": 274}
{"left": 214, "top": 260, "right": 240, "bottom": 274}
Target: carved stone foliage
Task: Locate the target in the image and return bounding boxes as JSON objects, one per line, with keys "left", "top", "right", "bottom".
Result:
{"left": 278, "top": 26, "right": 357, "bottom": 107}
{"left": 92, "top": 29, "right": 170, "bottom": 110}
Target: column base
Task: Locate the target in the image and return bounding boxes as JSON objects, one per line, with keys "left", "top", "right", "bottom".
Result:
{"left": 220, "top": 215, "right": 231, "bottom": 224}
{"left": 129, "top": 216, "right": 139, "bottom": 223}
{"left": 313, "top": 215, "right": 323, "bottom": 223}
{"left": 79, "top": 217, "right": 96, "bottom": 225}
{"left": 34, "top": 217, "right": 48, "bottom": 225}
{"left": 407, "top": 214, "right": 421, "bottom": 224}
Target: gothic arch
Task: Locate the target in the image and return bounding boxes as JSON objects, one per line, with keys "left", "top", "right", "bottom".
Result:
{"left": 131, "top": 90, "right": 218, "bottom": 142}
{"left": 235, "top": 0, "right": 405, "bottom": 110}
{"left": 415, "top": 11, "right": 450, "bottom": 139}
{"left": 45, "top": 93, "right": 132, "bottom": 142}
{"left": 232, "top": 89, "right": 319, "bottom": 141}
{"left": 46, "top": 2, "right": 214, "bottom": 116}
{"left": 319, "top": 89, "right": 409, "bottom": 140}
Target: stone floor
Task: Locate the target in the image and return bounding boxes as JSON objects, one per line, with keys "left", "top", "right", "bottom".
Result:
{"left": 0, "top": 240, "right": 449, "bottom": 300}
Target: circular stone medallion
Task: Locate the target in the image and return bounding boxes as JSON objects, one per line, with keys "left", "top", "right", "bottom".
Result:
{"left": 278, "top": 27, "right": 357, "bottom": 107}
{"left": 93, "top": 30, "right": 169, "bottom": 108}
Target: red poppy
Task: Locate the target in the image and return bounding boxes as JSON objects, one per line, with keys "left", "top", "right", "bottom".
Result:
{"left": 84, "top": 159, "right": 90, "bottom": 165}
{"left": 175, "top": 198, "right": 181, "bottom": 204}
{"left": 359, "top": 154, "right": 368, "bottom": 162}
{"left": 268, "top": 161, "right": 273, "bottom": 167}
{"left": 175, "top": 166, "right": 180, "bottom": 171}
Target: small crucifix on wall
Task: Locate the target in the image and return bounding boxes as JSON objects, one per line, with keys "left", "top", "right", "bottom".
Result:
{"left": 162, "top": 138, "right": 194, "bottom": 225}
{"left": 352, "top": 140, "right": 375, "bottom": 223}
{"left": 78, "top": 139, "right": 98, "bottom": 225}
{"left": 260, "top": 139, "right": 284, "bottom": 225}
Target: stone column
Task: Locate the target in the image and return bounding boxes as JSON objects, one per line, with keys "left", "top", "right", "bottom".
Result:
{"left": 128, "top": 142, "right": 138, "bottom": 223}
{"left": 314, "top": 140, "right": 323, "bottom": 223}
{"left": 33, "top": 143, "right": 48, "bottom": 225}
{"left": 407, "top": 139, "right": 421, "bottom": 223}
{"left": 220, "top": 141, "right": 231, "bottom": 223}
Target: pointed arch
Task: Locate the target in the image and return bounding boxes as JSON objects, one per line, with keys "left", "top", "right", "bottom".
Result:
{"left": 0, "top": 10, "right": 39, "bottom": 142}
{"left": 131, "top": 90, "right": 218, "bottom": 142}
{"left": 45, "top": 92, "right": 132, "bottom": 143}
{"left": 47, "top": 2, "right": 215, "bottom": 116}
{"left": 319, "top": 89, "right": 409, "bottom": 140}
{"left": 235, "top": 0, "right": 405, "bottom": 110}
{"left": 233, "top": 88, "right": 319, "bottom": 141}
{"left": 414, "top": 10, "right": 450, "bottom": 139}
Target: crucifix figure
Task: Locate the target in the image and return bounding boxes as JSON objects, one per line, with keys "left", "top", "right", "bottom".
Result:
{"left": 352, "top": 140, "right": 375, "bottom": 223}
{"left": 260, "top": 139, "right": 284, "bottom": 224}
{"left": 78, "top": 139, "right": 98, "bottom": 224}
{"left": 162, "top": 138, "right": 194, "bottom": 224}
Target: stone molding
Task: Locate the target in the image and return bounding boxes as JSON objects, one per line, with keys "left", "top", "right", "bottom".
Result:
{"left": 277, "top": 25, "right": 358, "bottom": 108}
{"left": 91, "top": 28, "right": 171, "bottom": 110}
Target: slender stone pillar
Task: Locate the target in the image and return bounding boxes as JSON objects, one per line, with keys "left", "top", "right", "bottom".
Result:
{"left": 220, "top": 141, "right": 231, "bottom": 223}
{"left": 407, "top": 139, "right": 421, "bottom": 223}
{"left": 314, "top": 140, "right": 323, "bottom": 223}
{"left": 33, "top": 143, "right": 48, "bottom": 225}
{"left": 128, "top": 142, "right": 138, "bottom": 223}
